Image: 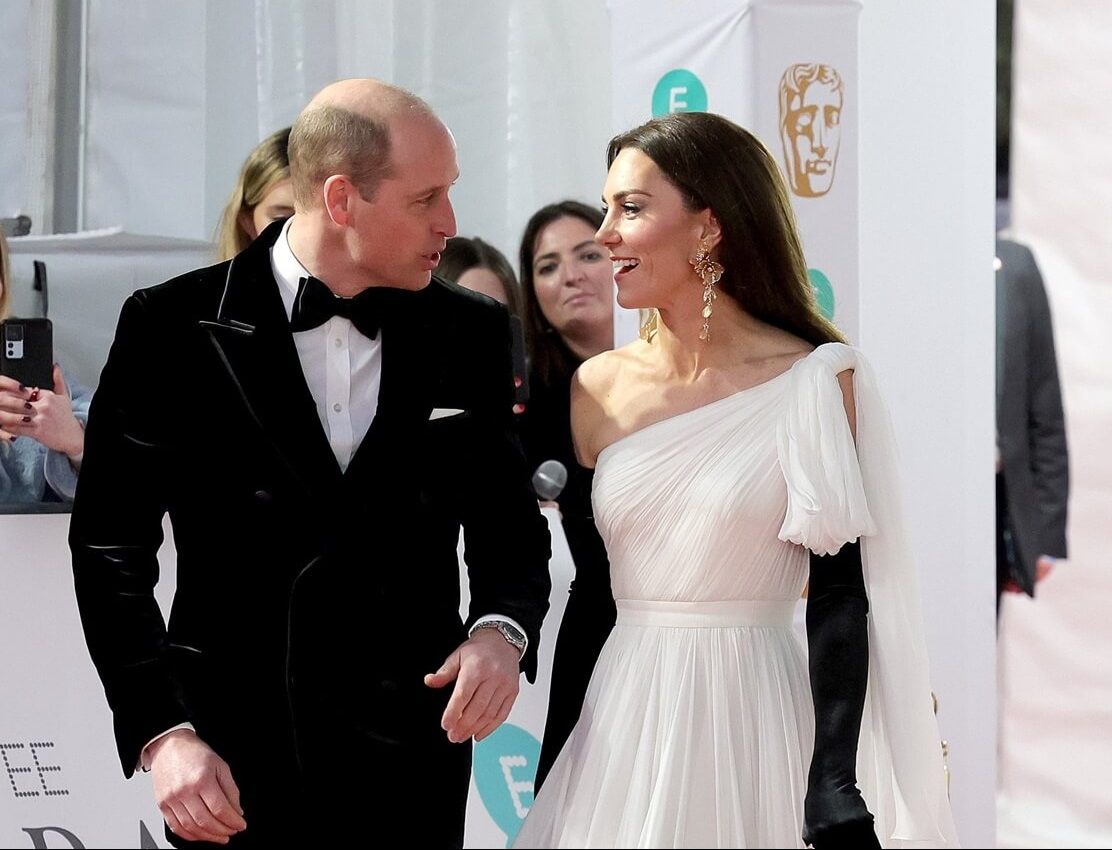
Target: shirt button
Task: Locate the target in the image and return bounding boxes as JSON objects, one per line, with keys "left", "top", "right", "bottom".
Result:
{"left": 333, "top": 402, "right": 343, "bottom": 413}
{"left": 334, "top": 337, "right": 343, "bottom": 348}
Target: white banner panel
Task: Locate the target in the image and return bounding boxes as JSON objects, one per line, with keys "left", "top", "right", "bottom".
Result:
{"left": 608, "top": 0, "right": 755, "bottom": 133}
{"left": 856, "top": 2, "right": 994, "bottom": 844}
{"left": 608, "top": 0, "right": 859, "bottom": 345}
{"left": 607, "top": 0, "right": 754, "bottom": 344}
{"left": 460, "top": 515, "right": 575, "bottom": 849}
{"left": 0, "top": 513, "right": 172, "bottom": 848}
{"left": 753, "top": 0, "right": 860, "bottom": 339}
{"left": 0, "top": 511, "right": 573, "bottom": 848}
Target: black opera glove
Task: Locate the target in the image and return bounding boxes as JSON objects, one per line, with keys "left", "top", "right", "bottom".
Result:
{"left": 802, "top": 538, "right": 881, "bottom": 850}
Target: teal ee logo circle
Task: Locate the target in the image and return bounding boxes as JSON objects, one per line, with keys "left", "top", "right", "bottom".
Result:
{"left": 652, "top": 69, "right": 708, "bottom": 117}
{"left": 473, "top": 723, "right": 541, "bottom": 847}
{"left": 808, "top": 268, "right": 835, "bottom": 320}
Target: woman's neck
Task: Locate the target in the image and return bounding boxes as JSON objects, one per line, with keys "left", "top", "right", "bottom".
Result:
{"left": 653, "top": 296, "right": 764, "bottom": 381}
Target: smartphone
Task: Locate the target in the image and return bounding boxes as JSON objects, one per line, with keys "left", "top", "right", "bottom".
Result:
{"left": 0, "top": 318, "right": 54, "bottom": 389}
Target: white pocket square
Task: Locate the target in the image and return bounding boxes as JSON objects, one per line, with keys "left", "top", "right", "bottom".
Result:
{"left": 429, "top": 407, "right": 466, "bottom": 420}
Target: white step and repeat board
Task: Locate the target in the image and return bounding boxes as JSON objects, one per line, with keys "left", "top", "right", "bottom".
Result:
{"left": 0, "top": 510, "right": 574, "bottom": 849}
{"left": 608, "top": 0, "right": 859, "bottom": 343}
{"left": 0, "top": 512, "right": 169, "bottom": 849}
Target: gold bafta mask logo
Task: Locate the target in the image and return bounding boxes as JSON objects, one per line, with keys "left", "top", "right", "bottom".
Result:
{"left": 778, "top": 64, "right": 844, "bottom": 198}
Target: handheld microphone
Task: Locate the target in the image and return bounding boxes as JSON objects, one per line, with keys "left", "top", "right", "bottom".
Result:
{"left": 532, "top": 460, "right": 568, "bottom": 501}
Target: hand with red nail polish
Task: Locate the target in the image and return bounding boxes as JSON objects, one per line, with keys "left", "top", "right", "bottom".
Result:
{"left": 0, "top": 367, "right": 86, "bottom": 462}
{"left": 0, "top": 374, "right": 35, "bottom": 443}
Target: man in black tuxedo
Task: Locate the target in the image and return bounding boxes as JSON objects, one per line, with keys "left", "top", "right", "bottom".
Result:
{"left": 71, "top": 79, "right": 551, "bottom": 846}
{"left": 996, "top": 237, "right": 1069, "bottom": 602}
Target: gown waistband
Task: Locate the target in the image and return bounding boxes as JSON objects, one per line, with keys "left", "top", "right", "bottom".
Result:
{"left": 615, "top": 598, "right": 796, "bottom": 628}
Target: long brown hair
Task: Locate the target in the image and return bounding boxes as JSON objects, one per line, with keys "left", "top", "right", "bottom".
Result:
{"left": 606, "top": 112, "right": 844, "bottom": 347}
{"left": 518, "top": 200, "right": 606, "bottom": 387}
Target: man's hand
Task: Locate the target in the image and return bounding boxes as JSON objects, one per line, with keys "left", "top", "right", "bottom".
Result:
{"left": 1034, "top": 554, "right": 1056, "bottom": 583}
{"left": 148, "top": 729, "right": 246, "bottom": 844}
{"left": 424, "top": 629, "right": 522, "bottom": 743}
{"left": 1002, "top": 554, "right": 1056, "bottom": 593}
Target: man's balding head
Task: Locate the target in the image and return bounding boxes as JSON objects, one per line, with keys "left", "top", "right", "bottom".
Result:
{"left": 288, "top": 79, "right": 438, "bottom": 209}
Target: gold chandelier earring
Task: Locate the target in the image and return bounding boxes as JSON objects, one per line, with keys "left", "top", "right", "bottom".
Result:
{"left": 690, "top": 240, "right": 724, "bottom": 341}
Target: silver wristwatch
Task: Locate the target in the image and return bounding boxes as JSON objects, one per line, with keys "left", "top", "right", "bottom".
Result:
{"left": 470, "top": 619, "right": 527, "bottom": 658}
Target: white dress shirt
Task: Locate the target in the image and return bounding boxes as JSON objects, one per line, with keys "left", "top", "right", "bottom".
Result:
{"left": 272, "top": 217, "right": 381, "bottom": 472}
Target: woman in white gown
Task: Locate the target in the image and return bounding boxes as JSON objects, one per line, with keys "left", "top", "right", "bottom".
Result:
{"left": 513, "top": 113, "right": 958, "bottom": 849}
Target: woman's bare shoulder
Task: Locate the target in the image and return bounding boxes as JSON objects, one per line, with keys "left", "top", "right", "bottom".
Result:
{"left": 575, "top": 340, "right": 648, "bottom": 397}
{"left": 570, "top": 341, "right": 652, "bottom": 467}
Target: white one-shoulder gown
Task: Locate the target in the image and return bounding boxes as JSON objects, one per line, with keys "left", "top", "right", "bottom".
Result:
{"left": 513, "top": 344, "right": 959, "bottom": 849}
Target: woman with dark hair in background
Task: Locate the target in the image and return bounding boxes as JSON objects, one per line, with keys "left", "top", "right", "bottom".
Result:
{"left": 214, "top": 126, "right": 294, "bottom": 261}
{"left": 0, "top": 229, "right": 91, "bottom": 503}
{"left": 438, "top": 236, "right": 528, "bottom": 418}
{"left": 514, "top": 114, "right": 957, "bottom": 848}
{"left": 438, "top": 235, "right": 523, "bottom": 317}
{"left": 516, "top": 200, "right": 616, "bottom": 788}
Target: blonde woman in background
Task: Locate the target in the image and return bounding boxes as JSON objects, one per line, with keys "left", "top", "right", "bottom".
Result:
{"left": 214, "top": 127, "right": 294, "bottom": 261}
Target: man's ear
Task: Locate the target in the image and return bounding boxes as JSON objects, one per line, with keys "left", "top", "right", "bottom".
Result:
{"left": 323, "top": 175, "right": 354, "bottom": 226}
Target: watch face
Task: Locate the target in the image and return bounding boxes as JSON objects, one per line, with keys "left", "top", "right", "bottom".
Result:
{"left": 502, "top": 623, "right": 525, "bottom": 643}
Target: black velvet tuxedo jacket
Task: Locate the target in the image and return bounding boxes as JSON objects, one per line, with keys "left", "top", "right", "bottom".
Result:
{"left": 70, "top": 220, "right": 551, "bottom": 844}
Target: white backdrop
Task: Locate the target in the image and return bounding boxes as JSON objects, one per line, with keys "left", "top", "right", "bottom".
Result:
{"left": 4, "top": 231, "right": 214, "bottom": 390}
{"left": 608, "top": 0, "right": 860, "bottom": 340}
{"left": 0, "top": 0, "right": 32, "bottom": 223}
{"left": 0, "top": 0, "right": 613, "bottom": 262}
{"left": 0, "top": 1, "right": 995, "bottom": 847}
{"left": 858, "top": 3, "right": 995, "bottom": 846}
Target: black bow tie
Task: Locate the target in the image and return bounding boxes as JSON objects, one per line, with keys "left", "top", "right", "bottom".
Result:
{"left": 290, "top": 276, "right": 385, "bottom": 340}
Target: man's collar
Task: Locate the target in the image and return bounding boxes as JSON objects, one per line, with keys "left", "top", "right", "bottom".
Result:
{"left": 270, "top": 216, "right": 310, "bottom": 320}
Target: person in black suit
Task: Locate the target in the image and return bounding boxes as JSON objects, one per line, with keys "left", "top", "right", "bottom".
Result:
{"left": 515, "top": 201, "right": 616, "bottom": 788}
{"left": 996, "top": 237, "right": 1069, "bottom": 602}
{"left": 70, "top": 79, "right": 551, "bottom": 847}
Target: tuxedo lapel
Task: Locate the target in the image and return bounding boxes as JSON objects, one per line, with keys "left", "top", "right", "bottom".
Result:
{"left": 202, "top": 225, "right": 343, "bottom": 499}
